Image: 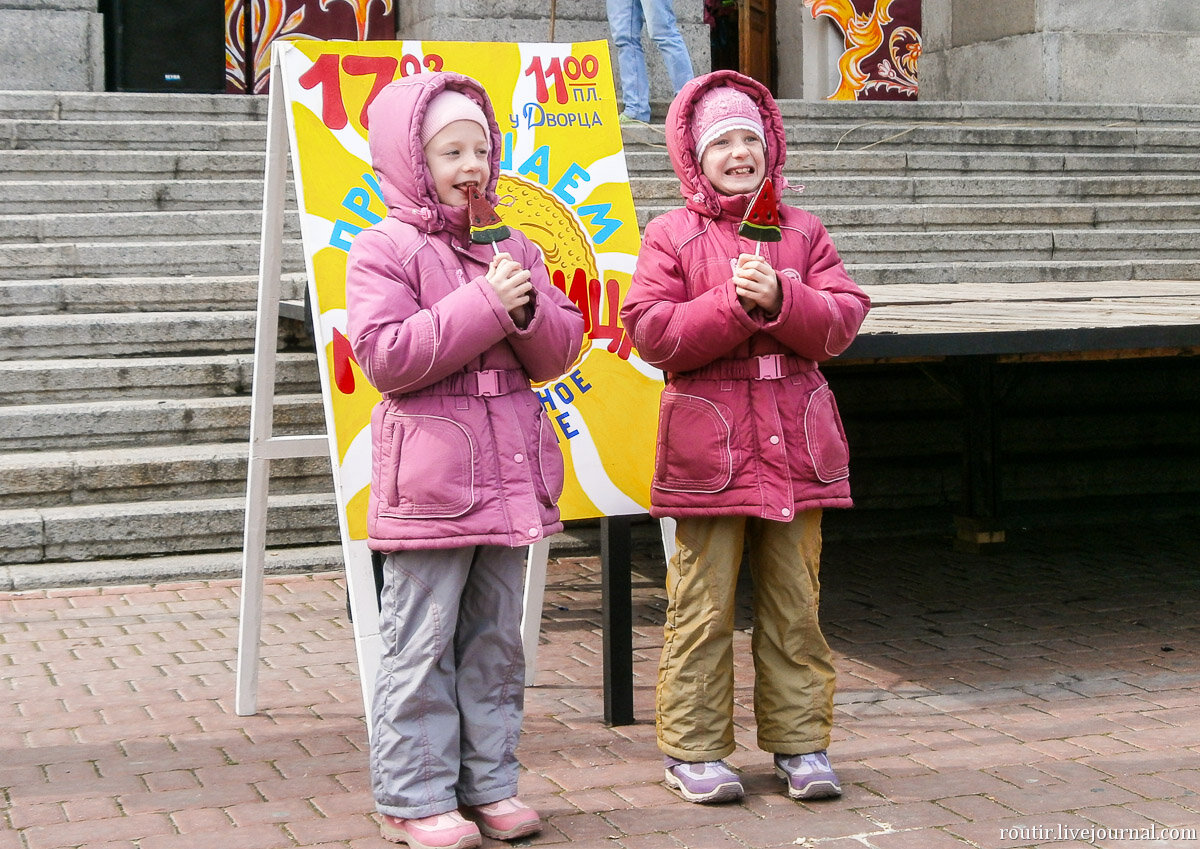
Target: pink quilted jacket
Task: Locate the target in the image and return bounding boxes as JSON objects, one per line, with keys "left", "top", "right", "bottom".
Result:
{"left": 620, "top": 71, "right": 871, "bottom": 520}
{"left": 346, "top": 72, "right": 584, "bottom": 550}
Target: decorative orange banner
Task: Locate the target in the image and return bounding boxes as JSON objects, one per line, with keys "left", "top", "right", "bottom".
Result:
{"left": 275, "top": 40, "right": 660, "bottom": 539}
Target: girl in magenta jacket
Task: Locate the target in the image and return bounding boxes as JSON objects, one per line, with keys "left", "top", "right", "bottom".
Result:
{"left": 345, "top": 72, "right": 583, "bottom": 848}
{"left": 620, "top": 70, "right": 870, "bottom": 805}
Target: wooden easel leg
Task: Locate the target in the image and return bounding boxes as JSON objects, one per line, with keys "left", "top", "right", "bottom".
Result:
{"left": 235, "top": 57, "right": 292, "bottom": 717}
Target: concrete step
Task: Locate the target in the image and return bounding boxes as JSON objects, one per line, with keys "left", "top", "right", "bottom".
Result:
{"left": 0, "top": 310, "right": 262, "bottom": 360}
{"left": 0, "top": 178, "right": 278, "bottom": 213}
{"left": 0, "top": 542, "right": 343, "bottom": 591}
{"left": 631, "top": 173, "right": 1200, "bottom": 203}
{"left": 6, "top": 200, "right": 1199, "bottom": 252}
{"left": 6, "top": 90, "right": 1199, "bottom": 125}
{"left": 847, "top": 257, "right": 1200, "bottom": 286}
{"left": 638, "top": 200, "right": 1200, "bottom": 231}
{"left": 814, "top": 200, "right": 1200, "bottom": 231}
{"left": 0, "top": 274, "right": 306, "bottom": 316}
{"left": 10, "top": 147, "right": 1197, "bottom": 183}
{"left": 0, "top": 442, "right": 332, "bottom": 509}
{"left": 0, "top": 352, "right": 319, "bottom": 405}
{"left": 0, "top": 239, "right": 306, "bottom": 280}
{"left": 2, "top": 491, "right": 339, "bottom": 564}
{"left": 7, "top": 145, "right": 1198, "bottom": 190}
{"left": 625, "top": 148, "right": 1200, "bottom": 177}
{"left": 620, "top": 121, "right": 1200, "bottom": 154}
{"left": 769, "top": 99, "right": 1200, "bottom": 125}
{"left": 0, "top": 394, "right": 324, "bottom": 452}
{"left": 19, "top": 115, "right": 1185, "bottom": 155}
{"left": 0, "top": 91, "right": 268, "bottom": 122}
{"left": 0, "top": 118, "right": 267, "bottom": 151}
{"left": 0, "top": 210, "right": 303, "bottom": 245}
{"left": 0, "top": 149, "right": 268, "bottom": 180}
{"left": 835, "top": 228, "right": 1200, "bottom": 265}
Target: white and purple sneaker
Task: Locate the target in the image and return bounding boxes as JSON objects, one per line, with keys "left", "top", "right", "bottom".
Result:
{"left": 774, "top": 751, "right": 842, "bottom": 800}
{"left": 663, "top": 757, "right": 744, "bottom": 803}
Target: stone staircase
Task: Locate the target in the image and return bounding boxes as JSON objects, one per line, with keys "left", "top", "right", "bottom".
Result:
{"left": 3, "top": 92, "right": 1199, "bottom": 588}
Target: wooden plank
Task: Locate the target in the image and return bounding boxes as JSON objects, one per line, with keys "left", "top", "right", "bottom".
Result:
{"left": 860, "top": 279, "right": 1200, "bottom": 308}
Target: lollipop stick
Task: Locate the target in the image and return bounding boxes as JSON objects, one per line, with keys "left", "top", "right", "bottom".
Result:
{"left": 491, "top": 242, "right": 500, "bottom": 256}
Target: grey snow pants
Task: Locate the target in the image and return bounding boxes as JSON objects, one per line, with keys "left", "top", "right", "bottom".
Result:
{"left": 370, "top": 545, "right": 526, "bottom": 819}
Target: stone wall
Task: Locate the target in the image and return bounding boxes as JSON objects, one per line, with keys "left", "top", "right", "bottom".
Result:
{"left": 920, "top": 0, "right": 1200, "bottom": 103}
{"left": 0, "top": 0, "right": 103, "bottom": 91}
{"left": 398, "top": 0, "right": 709, "bottom": 119}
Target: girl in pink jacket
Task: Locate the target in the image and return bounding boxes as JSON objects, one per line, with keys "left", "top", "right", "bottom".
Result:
{"left": 345, "top": 72, "right": 583, "bottom": 848}
{"left": 621, "top": 70, "right": 870, "bottom": 805}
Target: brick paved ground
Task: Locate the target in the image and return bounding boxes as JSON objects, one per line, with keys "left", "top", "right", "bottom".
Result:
{"left": 2, "top": 520, "right": 1199, "bottom": 849}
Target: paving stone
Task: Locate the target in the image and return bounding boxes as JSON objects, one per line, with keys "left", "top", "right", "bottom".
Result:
{"left": 2, "top": 520, "right": 1199, "bottom": 848}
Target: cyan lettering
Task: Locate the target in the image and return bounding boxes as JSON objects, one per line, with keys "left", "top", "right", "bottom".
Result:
{"left": 518, "top": 145, "right": 551, "bottom": 186}
{"left": 500, "top": 132, "right": 514, "bottom": 170}
{"left": 552, "top": 162, "right": 591, "bottom": 205}
{"left": 329, "top": 218, "right": 362, "bottom": 251}
{"left": 363, "top": 172, "right": 384, "bottom": 205}
{"left": 342, "top": 187, "right": 382, "bottom": 225}
{"left": 577, "top": 202, "right": 622, "bottom": 244}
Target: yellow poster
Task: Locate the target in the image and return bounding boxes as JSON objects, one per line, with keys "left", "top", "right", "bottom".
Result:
{"left": 275, "top": 40, "right": 660, "bottom": 538}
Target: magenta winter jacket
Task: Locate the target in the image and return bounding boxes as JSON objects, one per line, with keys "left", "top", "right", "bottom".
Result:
{"left": 346, "top": 72, "right": 584, "bottom": 551}
{"left": 620, "top": 71, "right": 870, "bottom": 520}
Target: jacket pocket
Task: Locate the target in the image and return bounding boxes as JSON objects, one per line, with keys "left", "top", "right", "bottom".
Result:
{"left": 536, "top": 410, "right": 565, "bottom": 507}
{"left": 654, "top": 392, "right": 734, "bottom": 493}
{"left": 804, "top": 383, "right": 850, "bottom": 483}
{"left": 379, "top": 413, "right": 476, "bottom": 518}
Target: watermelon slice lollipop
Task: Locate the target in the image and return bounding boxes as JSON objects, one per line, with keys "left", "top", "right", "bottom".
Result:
{"left": 467, "top": 185, "right": 510, "bottom": 253}
{"left": 738, "top": 177, "right": 782, "bottom": 252}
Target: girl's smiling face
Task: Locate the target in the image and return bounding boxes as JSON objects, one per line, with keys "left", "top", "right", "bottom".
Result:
{"left": 423, "top": 119, "right": 490, "bottom": 206}
{"left": 700, "top": 128, "right": 766, "bottom": 196}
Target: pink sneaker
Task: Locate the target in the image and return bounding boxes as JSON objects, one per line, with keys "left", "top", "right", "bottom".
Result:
{"left": 464, "top": 796, "right": 541, "bottom": 841}
{"left": 379, "top": 810, "right": 482, "bottom": 849}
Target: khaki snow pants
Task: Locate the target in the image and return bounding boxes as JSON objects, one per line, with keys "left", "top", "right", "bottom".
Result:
{"left": 656, "top": 511, "right": 835, "bottom": 761}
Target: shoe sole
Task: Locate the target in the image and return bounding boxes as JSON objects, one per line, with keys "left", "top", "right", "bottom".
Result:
{"left": 663, "top": 768, "right": 744, "bottom": 804}
{"left": 774, "top": 766, "right": 842, "bottom": 800}
{"left": 475, "top": 819, "right": 541, "bottom": 841}
{"left": 379, "top": 821, "right": 482, "bottom": 849}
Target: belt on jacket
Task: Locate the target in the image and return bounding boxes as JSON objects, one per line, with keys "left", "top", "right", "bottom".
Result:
{"left": 391, "top": 368, "right": 529, "bottom": 398}
{"left": 673, "top": 354, "right": 816, "bottom": 381}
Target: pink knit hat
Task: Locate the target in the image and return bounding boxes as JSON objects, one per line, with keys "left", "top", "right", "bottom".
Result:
{"left": 420, "top": 89, "right": 489, "bottom": 148}
{"left": 691, "top": 85, "right": 765, "bottom": 157}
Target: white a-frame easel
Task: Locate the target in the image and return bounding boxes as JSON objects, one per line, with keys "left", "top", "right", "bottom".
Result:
{"left": 234, "top": 53, "right": 550, "bottom": 723}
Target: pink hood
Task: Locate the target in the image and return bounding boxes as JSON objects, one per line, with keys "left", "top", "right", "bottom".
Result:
{"left": 365, "top": 71, "right": 504, "bottom": 233}
{"left": 665, "top": 70, "right": 789, "bottom": 218}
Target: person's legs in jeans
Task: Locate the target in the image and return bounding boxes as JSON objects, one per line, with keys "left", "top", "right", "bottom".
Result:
{"left": 607, "top": 0, "right": 651, "bottom": 120}
{"left": 643, "top": 0, "right": 695, "bottom": 93}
